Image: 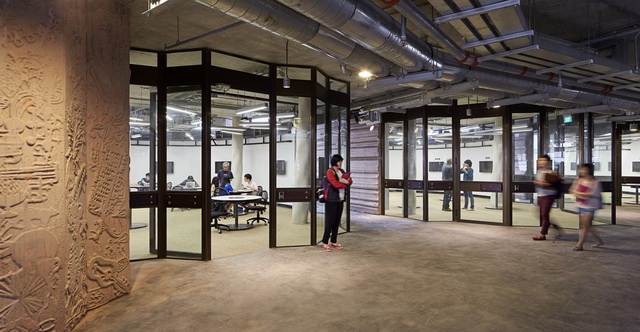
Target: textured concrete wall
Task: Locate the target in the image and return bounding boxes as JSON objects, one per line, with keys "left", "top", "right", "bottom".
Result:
{"left": 350, "top": 120, "right": 382, "bottom": 214}
{"left": 0, "top": 1, "right": 130, "bottom": 331}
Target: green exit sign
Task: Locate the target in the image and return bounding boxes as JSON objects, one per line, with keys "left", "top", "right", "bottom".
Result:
{"left": 563, "top": 115, "right": 573, "bottom": 123}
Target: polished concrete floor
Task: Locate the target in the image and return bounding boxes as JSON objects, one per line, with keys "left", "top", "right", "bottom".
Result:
{"left": 77, "top": 207, "right": 640, "bottom": 331}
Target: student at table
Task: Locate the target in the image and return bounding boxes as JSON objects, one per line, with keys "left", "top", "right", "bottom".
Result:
{"left": 217, "top": 162, "right": 234, "bottom": 183}
{"left": 221, "top": 175, "right": 233, "bottom": 194}
{"left": 179, "top": 175, "right": 199, "bottom": 189}
{"left": 211, "top": 176, "right": 220, "bottom": 195}
{"left": 241, "top": 173, "right": 258, "bottom": 194}
{"left": 137, "top": 173, "right": 151, "bottom": 187}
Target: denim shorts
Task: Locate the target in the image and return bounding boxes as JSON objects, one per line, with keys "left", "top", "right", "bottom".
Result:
{"left": 578, "top": 207, "right": 596, "bottom": 215}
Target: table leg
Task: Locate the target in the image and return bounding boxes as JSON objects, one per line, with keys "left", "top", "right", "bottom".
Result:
{"left": 223, "top": 202, "right": 253, "bottom": 230}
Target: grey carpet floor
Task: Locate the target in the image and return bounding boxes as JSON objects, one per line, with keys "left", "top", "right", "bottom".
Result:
{"left": 77, "top": 207, "right": 640, "bottom": 332}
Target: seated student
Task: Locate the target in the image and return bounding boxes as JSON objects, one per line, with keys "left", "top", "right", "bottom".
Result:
{"left": 220, "top": 176, "right": 234, "bottom": 213}
{"left": 241, "top": 173, "right": 258, "bottom": 194}
{"left": 221, "top": 175, "right": 233, "bottom": 194}
{"left": 211, "top": 176, "right": 220, "bottom": 195}
{"left": 137, "top": 173, "right": 151, "bottom": 187}
{"left": 179, "top": 175, "right": 199, "bottom": 188}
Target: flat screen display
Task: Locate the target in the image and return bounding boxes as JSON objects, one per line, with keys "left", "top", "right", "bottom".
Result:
{"left": 429, "top": 161, "right": 444, "bottom": 172}
{"left": 633, "top": 161, "right": 640, "bottom": 172}
{"left": 478, "top": 161, "right": 493, "bottom": 173}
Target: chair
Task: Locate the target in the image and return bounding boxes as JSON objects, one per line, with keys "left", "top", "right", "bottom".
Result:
{"left": 246, "top": 189, "right": 269, "bottom": 225}
{"left": 211, "top": 187, "right": 231, "bottom": 233}
{"left": 167, "top": 182, "right": 173, "bottom": 190}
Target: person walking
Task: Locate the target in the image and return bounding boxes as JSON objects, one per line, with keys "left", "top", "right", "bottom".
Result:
{"left": 320, "top": 154, "right": 352, "bottom": 252}
{"left": 569, "top": 163, "right": 605, "bottom": 251}
{"left": 441, "top": 158, "right": 453, "bottom": 211}
{"left": 460, "top": 159, "right": 474, "bottom": 211}
{"left": 532, "top": 155, "right": 562, "bottom": 241}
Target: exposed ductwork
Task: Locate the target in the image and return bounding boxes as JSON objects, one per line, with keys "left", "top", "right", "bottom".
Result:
{"left": 276, "top": 0, "right": 444, "bottom": 73}
{"left": 195, "top": 0, "right": 403, "bottom": 77}
{"left": 193, "top": 0, "right": 640, "bottom": 113}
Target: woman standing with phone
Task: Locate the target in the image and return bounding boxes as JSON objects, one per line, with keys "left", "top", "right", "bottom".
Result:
{"left": 320, "top": 154, "right": 353, "bottom": 252}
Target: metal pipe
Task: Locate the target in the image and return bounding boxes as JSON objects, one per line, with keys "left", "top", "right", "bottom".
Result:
{"left": 195, "top": 0, "right": 400, "bottom": 77}
{"left": 635, "top": 31, "right": 640, "bottom": 72}
{"left": 276, "top": 0, "right": 442, "bottom": 72}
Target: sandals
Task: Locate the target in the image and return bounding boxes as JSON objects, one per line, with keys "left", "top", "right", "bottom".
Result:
{"left": 572, "top": 246, "right": 584, "bottom": 251}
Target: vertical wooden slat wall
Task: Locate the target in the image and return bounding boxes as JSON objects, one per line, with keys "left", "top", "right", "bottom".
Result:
{"left": 349, "top": 119, "right": 382, "bottom": 214}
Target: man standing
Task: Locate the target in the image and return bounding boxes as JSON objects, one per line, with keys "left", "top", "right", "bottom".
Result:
{"left": 532, "top": 154, "right": 562, "bottom": 240}
{"left": 442, "top": 158, "right": 453, "bottom": 211}
{"left": 217, "top": 161, "right": 234, "bottom": 182}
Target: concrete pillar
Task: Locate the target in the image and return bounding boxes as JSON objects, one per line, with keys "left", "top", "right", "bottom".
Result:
{"left": 490, "top": 118, "right": 504, "bottom": 208}
{"left": 0, "top": 1, "right": 130, "bottom": 330}
{"left": 408, "top": 121, "right": 417, "bottom": 215}
{"left": 231, "top": 116, "right": 243, "bottom": 189}
{"left": 291, "top": 98, "right": 311, "bottom": 224}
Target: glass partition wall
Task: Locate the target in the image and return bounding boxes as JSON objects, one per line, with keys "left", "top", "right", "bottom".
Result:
{"left": 129, "top": 49, "right": 349, "bottom": 260}
{"left": 380, "top": 104, "right": 617, "bottom": 227}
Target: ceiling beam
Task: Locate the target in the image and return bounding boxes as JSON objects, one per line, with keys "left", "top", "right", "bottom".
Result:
{"left": 464, "top": 30, "right": 534, "bottom": 49}
{"left": 435, "top": 0, "right": 520, "bottom": 24}
{"left": 536, "top": 59, "right": 594, "bottom": 75}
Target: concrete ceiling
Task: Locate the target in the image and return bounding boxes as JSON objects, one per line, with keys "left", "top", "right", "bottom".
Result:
{"left": 130, "top": 0, "right": 640, "bottom": 106}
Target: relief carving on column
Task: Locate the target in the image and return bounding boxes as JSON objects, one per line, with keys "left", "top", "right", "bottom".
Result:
{"left": 0, "top": 3, "right": 65, "bottom": 331}
{"left": 82, "top": 0, "right": 131, "bottom": 312}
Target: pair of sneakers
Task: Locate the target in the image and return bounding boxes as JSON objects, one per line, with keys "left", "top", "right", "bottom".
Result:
{"left": 321, "top": 243, "right": 343, "bottom": 252}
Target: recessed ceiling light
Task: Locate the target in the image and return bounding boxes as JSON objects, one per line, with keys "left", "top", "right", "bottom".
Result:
{"left": 358, "top": 70, "right": 373, "bottom": 78}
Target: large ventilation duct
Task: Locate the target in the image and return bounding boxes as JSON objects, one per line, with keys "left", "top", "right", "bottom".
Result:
{"left": 276, "top": 0, "right": 444, "bottom": 73}
{"left": 195, "top": 0, "right": 401, "bottom": 77}
{"left": 466, "top": 69, "right": 640, "bottom": 111}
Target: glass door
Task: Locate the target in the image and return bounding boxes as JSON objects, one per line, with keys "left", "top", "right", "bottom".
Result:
{"left": 274, "top": 67, "right": 314, "bottom": 247}
{"left": 426, "top": 116, "right": 453, "bottom": 221}
{"left": 619, "top": 122, "right": 640, "bottom": 210}
{"left": 407, "top": 116, "right": 424, "bottom": 221}
{"left": 591, "top": 115, "right": 614, "bottom": 224}
{"left": 511, "top": 112, "right": 541, "bottom": 227}
{"left": 383, "top": 119, "right": 404, "bottom": 217}
{"left": 458, "top": 115, "right": 504, "bottom": 224}
{"left": 129, "top": 84, "right": 159, "bottom": 260}
{"left": 164, "top": 85, "right": 203, "bottom": 258}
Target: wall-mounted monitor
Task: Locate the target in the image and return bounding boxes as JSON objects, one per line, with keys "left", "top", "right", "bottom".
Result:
{"left": 633, "top": 161, "right": 640, "bottom": 172}
{"left": 276, "top": 160, "right": 286, "bottom": 175}
{"left": 478, "top": 161, "right": 493, "bottom": 173}
{"left": 429, "top": 161, "right": 444, "bottom": 172}
{"left": 593, "top": 162, "right": 601, "bottom": 171}
{"left": 570, "top": 162, "right": 577, "bottom": 170}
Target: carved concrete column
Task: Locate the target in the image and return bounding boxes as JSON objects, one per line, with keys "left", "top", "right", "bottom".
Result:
{"left": 0, "top": 1, "right": 130, "bottom": 331}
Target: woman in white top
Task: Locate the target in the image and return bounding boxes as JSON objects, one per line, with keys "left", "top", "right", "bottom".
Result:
{"left": 569, "top": 163, "right": 604, "bottom": 251}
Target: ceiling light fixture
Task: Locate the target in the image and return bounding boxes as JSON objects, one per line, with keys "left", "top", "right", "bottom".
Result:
{"left": 358, "top": 70, "right": 373, "bottom": 79}
{"left": 631, "top": 123, "right": 639, "bottom": 132}
{"left": 167, "top": 106, "right": 196, "bottom": 116}
{"left": 236, "top": 103, "right": 268, "bottom": 115}
{"left": 130, "top": 117, "right": 144, "bottom": 122}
